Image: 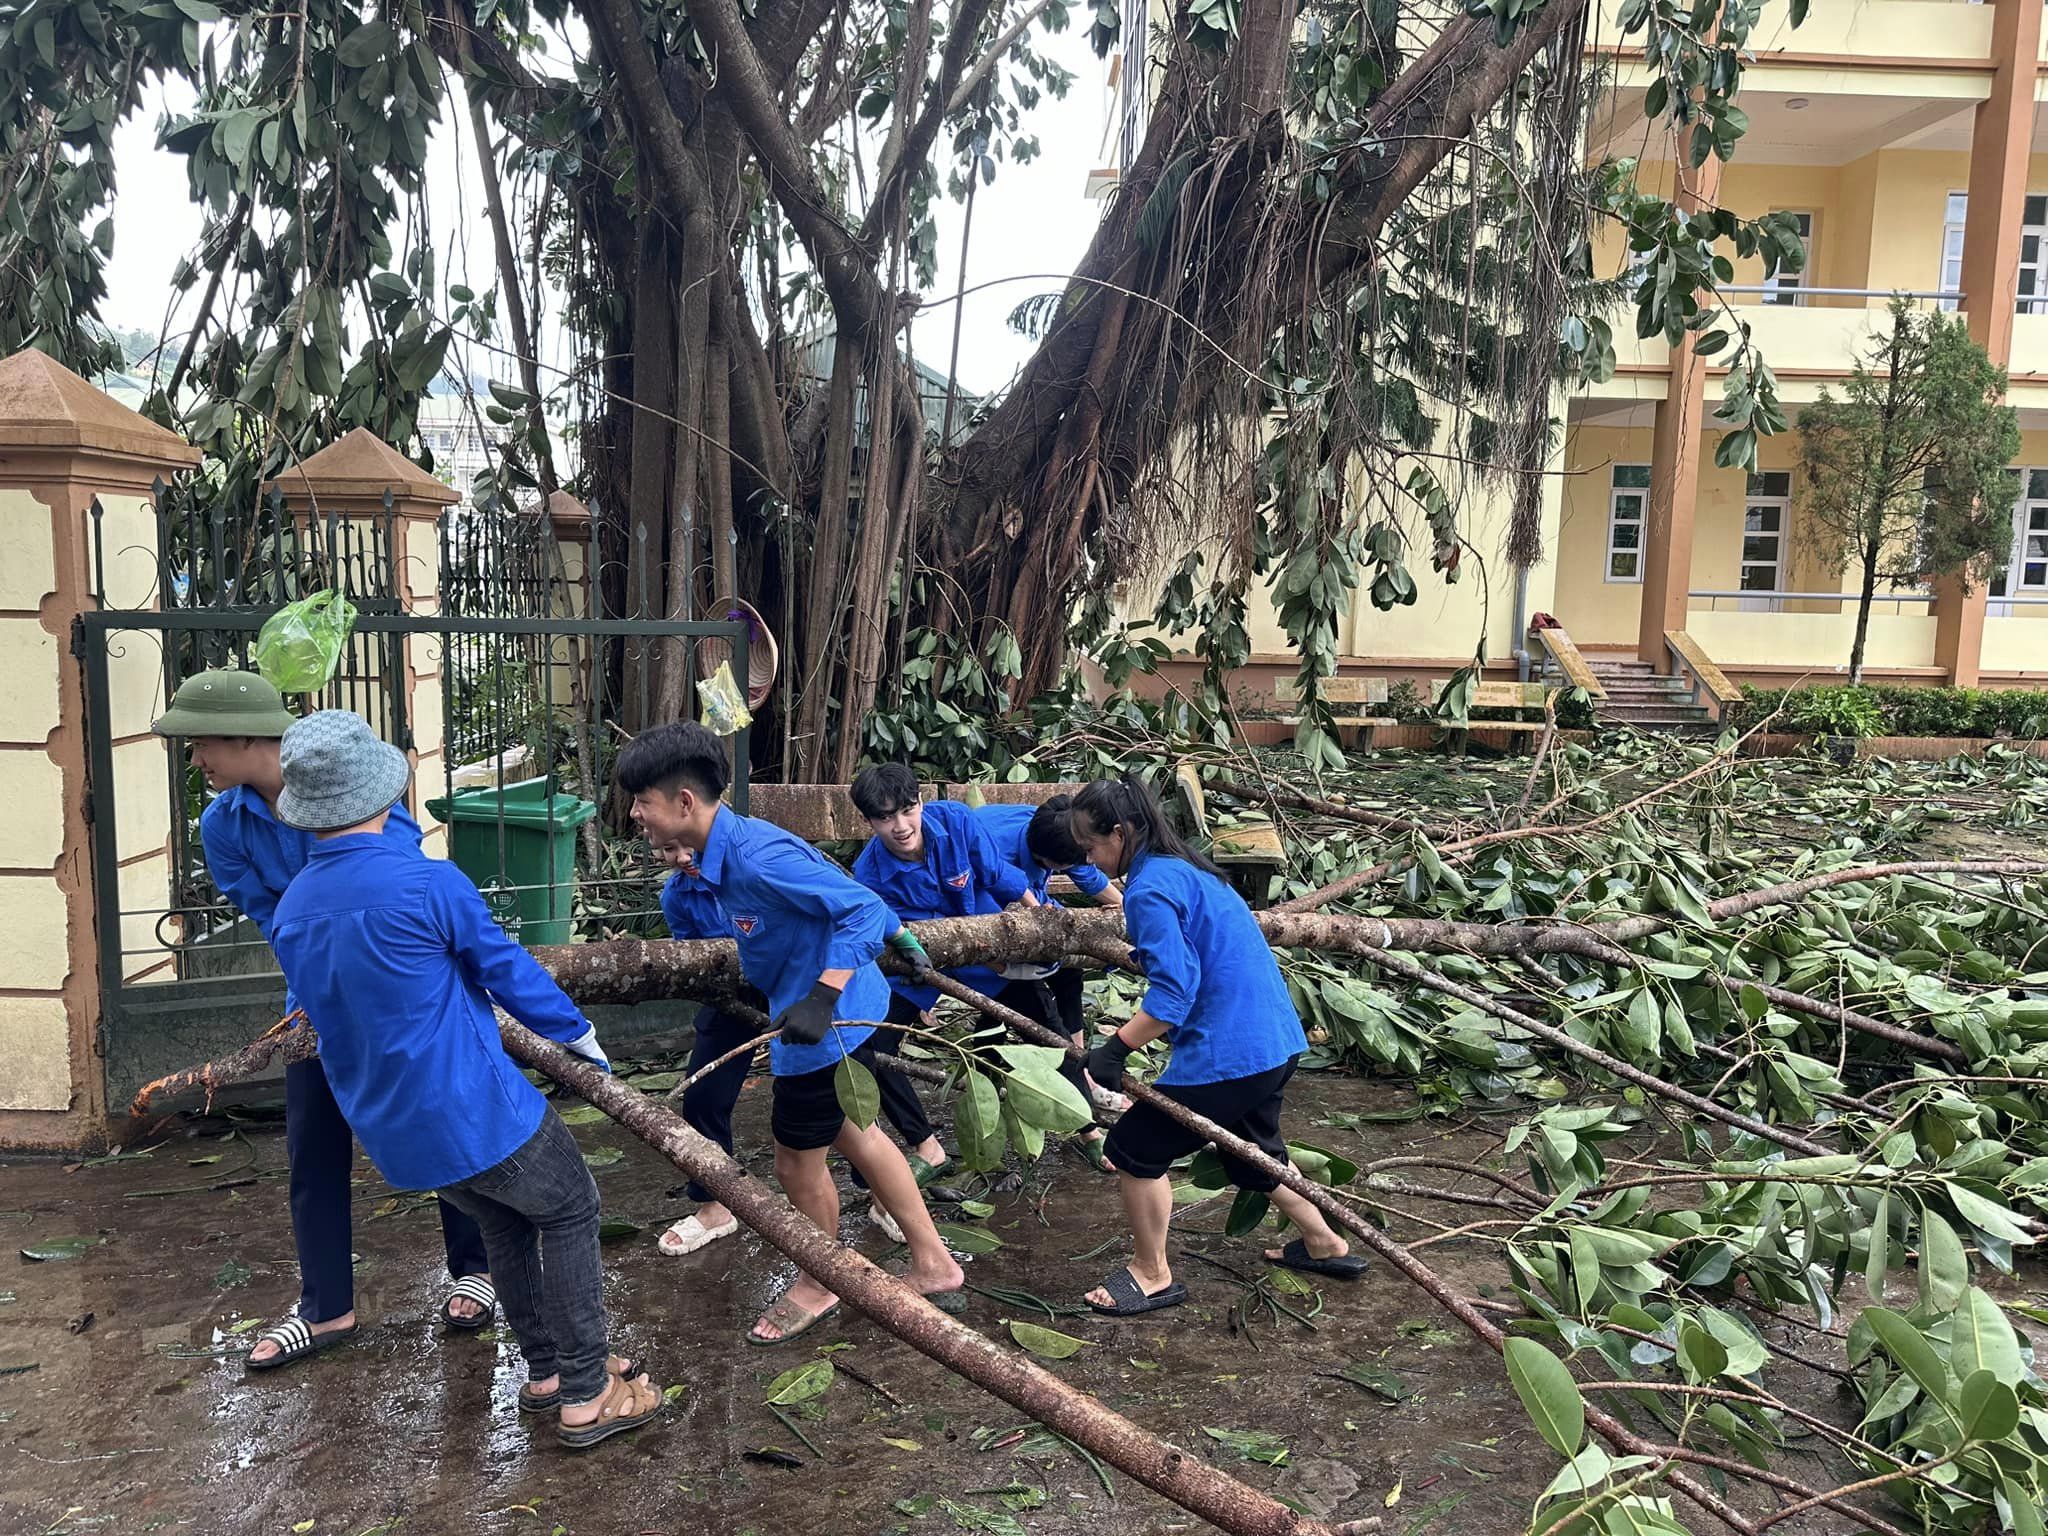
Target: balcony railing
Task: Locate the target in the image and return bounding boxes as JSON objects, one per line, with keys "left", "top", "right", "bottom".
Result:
{"left": 1688, "top": 589, "right": 1935, "bottom": 615}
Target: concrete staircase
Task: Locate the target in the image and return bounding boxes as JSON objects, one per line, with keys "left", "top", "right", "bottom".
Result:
{"left": 1586, "top": 657, "right": 1717, "bottom": 734}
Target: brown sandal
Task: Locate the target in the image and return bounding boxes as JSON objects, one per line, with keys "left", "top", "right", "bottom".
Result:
{"left": 557, "top": 1370, "right": 665, "bottom": 1450}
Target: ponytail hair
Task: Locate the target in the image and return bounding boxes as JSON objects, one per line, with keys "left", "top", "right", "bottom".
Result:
{"left": 1071, "top": 774, "right": 1224, "bottom": 879}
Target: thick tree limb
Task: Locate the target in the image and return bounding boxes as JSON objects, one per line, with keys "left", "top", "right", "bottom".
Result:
{"left": 140, "top": 1012, "right": 1331, "bottom": 1536}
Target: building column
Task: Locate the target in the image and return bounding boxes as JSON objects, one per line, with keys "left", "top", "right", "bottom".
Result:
{"left": 0, "top": 350, "right": 199, "bottom": 1150}
{"left": 1935, "top": 0, "right": 2042, "bottom": 686}
{"left": 1637, "top": 156, "right": 1723, "bottom": 669}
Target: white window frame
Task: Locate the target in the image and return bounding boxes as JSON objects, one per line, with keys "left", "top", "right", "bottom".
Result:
{"left": 1765, "top": 211, "right": 1815, "bottom": 307}
{"left": 1942, "top": 192, "right": 1968, "bottom": 313}
{"left": 2020, "top": 195, "right": 2048, "bottom": 318}
{"left": 1606, "top": 464, "right": 1650, "bottom": 584}
{"left": 1992, "top": 467, "right": 2048, "bottom": 614}
{"left": 1740, "top": 471, "right": 1790, "bottom": 612}
{"left": 1945, "top": 191, "right": 2048, "bottom": 315}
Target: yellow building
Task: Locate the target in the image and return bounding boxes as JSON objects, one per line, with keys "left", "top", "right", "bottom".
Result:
{"left": 1092, "top": 0, "right": 2048, "bottom": 699}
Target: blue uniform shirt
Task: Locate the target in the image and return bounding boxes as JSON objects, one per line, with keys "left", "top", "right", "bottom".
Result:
{"left": 853, "top": 799, "right": 1030, "bottom": 1010}
{"left": 696, "top": 806, "right": 884, "bottom": 1075}
{"left": 976, "top": 803, "right": 1111, "bottom": 904}
{"left": 659, "top": 867, "right": 733, "bottom": 942}
{"left": 200, "top": 785, "right": 422, "bottom": 1011}
{"left": 1124, "top": 850, "right": 1306, "bottom": 1088}
{"left": 201, "top": 785, "right": 422, "bottom": 939}
{"left": 270, "top": 835, "right": 593, "bottom": 1191}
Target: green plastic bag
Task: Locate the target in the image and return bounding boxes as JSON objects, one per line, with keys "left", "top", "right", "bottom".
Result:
{"left": 254, "top": 589, "right": 357, "bottom": 694}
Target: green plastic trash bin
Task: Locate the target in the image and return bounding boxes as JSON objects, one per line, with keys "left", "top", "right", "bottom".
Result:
{"left": 424, "top": 777, "right": 598, "bottom": 945}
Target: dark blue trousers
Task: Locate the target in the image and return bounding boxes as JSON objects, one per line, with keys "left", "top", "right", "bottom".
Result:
{"left": 285, "top": 1055, "right": 490, "bottom": 1324}
{"left": 681, "top": 1006, "right": 758, "bottom": 1204}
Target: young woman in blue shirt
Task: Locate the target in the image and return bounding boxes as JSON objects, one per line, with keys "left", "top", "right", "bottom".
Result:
{"left": 1072, "top": 776, "right": 1365, "bottom": 1315}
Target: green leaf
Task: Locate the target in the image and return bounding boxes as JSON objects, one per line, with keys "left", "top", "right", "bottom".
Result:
{"left": 1203, "top": 1426, "right": 1290, "bottom": 1464}
{"left": 19, "top": 1237, "right": 98, "bottom": 1262}
{"left": 1950, "top": 1288, "right": 2026, "bottom": 1386}
{"left": 1677, "top": 1322, "right": 1728, "bottom": 1384}
{"left": 581, "top": 1147, "right": 625, "bottom": 1170}
{"left": 954, "top": 1071, "right": 1005, "bottom": 1169}
{"left": 936, "top": 1223, "right": 1003, "bottom": 1256}
{"left": 559, "top": 1104, "right": 608, "bottom": 1126}
{"left": 1225, "top": 1189, "right": 1270, "bottom": 1237}
{"left": 337, "top": 20, "right": 396, "bottom": 66}
{"left": 1919, "top": 1210, "right": 1970, "bottom": 1312}
{"left": 2004, "top": 1478, "right": 2047, "bottom": 1536}
{"left": 834, "top": 1056, "right": 880, "bottom": 1130}
{"left": 1007, "top": 1320, "right": 1094, "bottom": 1360}
{"left": 1865, "top": 1307, "right": 1954, "bottom": 1408}
{"left": 997, "top": 1056, "right": 1092, "bottom": 1133}
{"left": 1695, "top": 1309, "right": 1768, "bottom": 1378}
{"left": 1864, "top": 1193, "right": 1890, "bottom": 1301}
{"left": 1948, "top": 1183, "right": 2037, "bottom": 1247}
{"left": 1503, "top": 1337, "right": 1584, "bottom": 1458}
{"left": 598, "top": 1219, "right": 643, "bottom": 1242}
{"left": 1335, "top": 1361, "right": 1414, "bottom": 1401}
{"left": 1959, "top": 1369, "right": 2020, "bottom": 1442}
{"left": 214, "top": 1257, "right": 251, "bottom": 1288}
{"left": 764, "top": 1358, "right": 834, "bottom": 1405}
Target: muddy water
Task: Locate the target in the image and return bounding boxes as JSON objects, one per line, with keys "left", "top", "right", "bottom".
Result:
{"left": 1, "top": 1077, "right": 1565, "bottom": 1535}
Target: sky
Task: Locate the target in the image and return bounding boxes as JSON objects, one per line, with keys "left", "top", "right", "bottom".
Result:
{"left": 98, "top": 22, "right": 1113, "bottom": 399}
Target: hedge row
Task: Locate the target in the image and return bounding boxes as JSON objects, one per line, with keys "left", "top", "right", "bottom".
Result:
{"left": 1728, "top": 685, "right": 2048, "bottom": 740}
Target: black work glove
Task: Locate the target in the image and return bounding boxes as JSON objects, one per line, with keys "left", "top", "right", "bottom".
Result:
{"left": 778, "top": 980, "right": 843, "bottom": 1047}
{"left": 1087, "top": 1031, "right": 1135, "bottom": 1093}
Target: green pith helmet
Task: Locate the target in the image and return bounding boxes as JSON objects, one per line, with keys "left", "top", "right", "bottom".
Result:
{"left": 150, "top": 670, "right": 299, "bottom": 739}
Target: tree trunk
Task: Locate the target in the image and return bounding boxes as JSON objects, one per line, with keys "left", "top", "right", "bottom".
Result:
{"left": 1848, "top": 536, "right": 1882, "bottom": 687}
{"left": 792, "top": 342, "right": 862, "bottom": 777}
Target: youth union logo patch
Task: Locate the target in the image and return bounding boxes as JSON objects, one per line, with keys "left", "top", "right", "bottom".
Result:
{"left": 732, "top": 915, "right": 760, "bottom": 935}
{"left": 946, "top": 871, "right": 970, "bottom": 889}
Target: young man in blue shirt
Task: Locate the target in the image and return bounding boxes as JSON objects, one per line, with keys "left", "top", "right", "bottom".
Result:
{"left": 618, "top": 724, "right": 964, "bottom": 1343}
{"left": 851, "top": 767, "right": 1111, "bottom": 1173}
{"left": 150, "top": 671, "right": 492, "bottom": 1370}
{"left": 268, "top": 711, "right": 663, "bottom": 1447}
{"left": 1069, "top": 777, "right": 1364, "bottom": 1316}
{"left": 650, "top": 864, "right": 753, "bottom": 1258}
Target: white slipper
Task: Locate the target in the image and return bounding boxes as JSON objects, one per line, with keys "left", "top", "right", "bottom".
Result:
{"left": 658, "top": 1214, "right": 739, "bottom": 1256}
{"left": 870, "top": 1202, "right": 905, "bottom": 1245}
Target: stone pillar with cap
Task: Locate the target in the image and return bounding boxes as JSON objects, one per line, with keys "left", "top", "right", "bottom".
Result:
{"left": 263, "top": 427, "right": 460, "bottom": 856}
{"left": 0, "top": 350, "right": 198, "bottom": 1148}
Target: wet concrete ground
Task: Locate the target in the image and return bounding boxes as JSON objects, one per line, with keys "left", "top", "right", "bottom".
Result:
{"left": 0, "top": 1074, "right": 1662, "bottom": 1536}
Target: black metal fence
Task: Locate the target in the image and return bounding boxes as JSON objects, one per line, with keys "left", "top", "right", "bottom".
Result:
{"left": 78, "top": 480, "right": 749, "bottom": 1106}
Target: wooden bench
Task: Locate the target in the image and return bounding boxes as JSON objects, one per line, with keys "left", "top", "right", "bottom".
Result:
{"left": 1174, "top": 764, "right": 1285, "bottom": 908}
{"left": 1432, "top": 678, "right": 1554, "bottom": 755}
{"left": 1273, "top": 676, "right": 1398, "bottom": 748}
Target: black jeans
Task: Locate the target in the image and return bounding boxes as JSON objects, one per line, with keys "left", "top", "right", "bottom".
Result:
{"left": 441, "top": 1108, "right": 609, "bottom": 1404}
{"left": 681, "top": 1006, "right": 756, "bottom": 1204}
{"left": 285, "top": 1055, "right": 487, "bottom": 1324}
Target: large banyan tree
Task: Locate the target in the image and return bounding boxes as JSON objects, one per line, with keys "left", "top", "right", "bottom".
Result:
{"left": 0, "top": 0, "right": 1804, "bottom": 776}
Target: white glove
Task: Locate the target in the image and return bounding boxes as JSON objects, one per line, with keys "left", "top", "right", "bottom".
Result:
{"left": 562, "top": 1025, "right": 611, "bottom": 1073}
{"left": 1000, "top": 961, "right": 1060, "bottom": 981}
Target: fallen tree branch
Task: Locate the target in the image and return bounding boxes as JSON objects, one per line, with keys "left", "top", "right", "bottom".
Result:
{"left": 912, "top": 974, "right": 1789, "bottom": 1536}
{"left": 1207, "top": 774, "right": 1429, "bottom": 837}
{"left": 147, "top": 1013, "right": 1335, "bottom": 1536}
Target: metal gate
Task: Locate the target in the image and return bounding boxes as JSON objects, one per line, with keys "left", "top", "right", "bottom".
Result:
{"left": 77, "top": 489, "right": 749, "bottom": 1108}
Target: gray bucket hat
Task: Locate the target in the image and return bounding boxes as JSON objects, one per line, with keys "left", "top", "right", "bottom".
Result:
{"left": 278, "top": 710, "right": 411, "bottom": 833}
{"left": 151, "top": 670, "right": 298, "bottom": 738}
